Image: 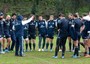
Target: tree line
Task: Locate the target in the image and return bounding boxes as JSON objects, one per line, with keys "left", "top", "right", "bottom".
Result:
{"left": 0, "top": 0, "right": 90, "bottom": 17}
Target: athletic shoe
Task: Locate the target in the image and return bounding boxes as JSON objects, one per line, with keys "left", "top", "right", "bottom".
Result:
{"left": 38, "top": 49, "right": 41, "bottom": 51}
{"left": 72, "top": 55, "right": 78, "bottom": 58}
{"left": 0, "top": 51, "right": 5, "bottom": 54}
{"left": 15, "top": 54, "right": 19, "bottom": 56}
{"left": 50, "top": 49, "right": 52, "bottom": 52}
{"left": 5, "top": 49, "right": 9, "bottom": 53}
{"left": 72, "top": 50, "right": 74, "bottom": 52}
{"left": 79, "top": 50, "right": 81, "bottom": 52}
{"left": 45, "top": 49, "right": 48, "bottom": 52}
{"left": 61, "top": 56, "right": 65, "bottom": 59}
{"left": 59, "top": 49, "right": 62, "bottom": 52}
{"left": 42, "top": 49, "right": 44, "bottom": 51}
{"left": 53, "top": 56, "right": 58, "bottom": 59}
{"left": 20, "top": 54, "right": 25, "bottom": 57}
{"left": 85, "top": 55, "right": 90, "bottom": 58}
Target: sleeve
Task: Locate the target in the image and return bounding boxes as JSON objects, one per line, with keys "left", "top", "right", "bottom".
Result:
{"left": 54, "top": 21, "right": 57, "bottom": 28}
{"left": 45, "top": 21, "right": 48, "bottom": 28}
{"left": 22, "top": 16, "right": 34, "bottom": 25}
{"left": 35, "top": 21, "right": 38, "bottom": 28}
{"left": 83, "top": 15, "right": 90, "bottom": 21}
{"left": 57, "top": 19, "right": 62, "bottom": 29}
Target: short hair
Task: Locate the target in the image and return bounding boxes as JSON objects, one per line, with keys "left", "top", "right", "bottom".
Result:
{"left": 12, "top": 13, "right": 17, "bottom": 17}
{"left": 59, "top": 13, "right": 64, "bottom": 17}
{"left": 73, "top": 14, "right": 78, "bottom": 18}
{"left": 82, "top": 13, "right": 88, "bottom": 16}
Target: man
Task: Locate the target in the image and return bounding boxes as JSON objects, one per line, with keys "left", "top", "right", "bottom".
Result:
{"left": 28, "top": 17, "right": 37, "bottom": 51}
{"left": 3, "top": 15, "right": 11, "bottom": 52}
{"left": 37, "top": 16, "right": 47, "bottom": 51}
{"left": 56, "top": 14, "right": 62, "bottom": 52}
{"left": 83, "top": 13, "right": 90, "bottom": 57}
{"left": 67, "top": 13, "right": 74, "bottom": 52}
{"left": 46, "top": 15, "right": 56, "bottom": 51}
{"left": 0, "top": 12, "right": 5, "bottom": 54}
{"left": 23, "top": 17, "right": 29, "bottom": 52}
{"left": 15, "top": 15, "right": 34, "bottom": 57}
{"left": 10, "top": 13, "right": 17, "bottom": 51}
{"left": 53, "top": 13, "right": 69, "bottom": 59}
{"left": 70, "top": 14, "right": 82, "bottom": 58}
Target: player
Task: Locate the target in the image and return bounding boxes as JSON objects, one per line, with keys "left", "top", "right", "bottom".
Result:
{"left": 3, "top": 15, "right": 11, "bottom": 52}
{"left": 28, "top": 17, "right": 37, "bottom": 51}
{"left": 37, "top": 16, "right": 47, "bottom": 51}
{"left": 46, "top": 15, "right": 56, "bottom": 51}
{"left": 53, "top": 13, "right": 69, "bottom": 58}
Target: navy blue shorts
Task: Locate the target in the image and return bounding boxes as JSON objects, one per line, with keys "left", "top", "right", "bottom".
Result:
{"left": 46, "top": 34, "right": 54, "bottom": 39}
{"left": 70, "top": 27, "right": 80, "bottom": 41}
{"left": 39, "top": 34, "right": 46, "bottom": 38}
{"left": 28, "top": 34, "right": 36, "bottom": 40}
{"left": 82, "top": 30, "right": 88, "bottom": 39}
{"left": 4, "top": 31, "right": 11, "bottom": 38}
{"left": 23, "top": 31, "right": 28, "bottom": 39}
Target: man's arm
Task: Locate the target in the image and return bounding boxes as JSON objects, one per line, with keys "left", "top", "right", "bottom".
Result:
{"left": 22, "top": 16, "right": 34, "bottom": 25}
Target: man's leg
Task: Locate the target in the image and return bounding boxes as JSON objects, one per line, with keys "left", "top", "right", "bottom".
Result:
{"left": 68, "top": 37, "right": 72, "bottom": 52}
{"left": 50, "top": 39, "right": 53, "bottom": 51}
{"left": 38, "top": 36, "right": 42, "bottom": 51}
{"left": 73, "top": 40, "right": 79, "bottom": 57}
{"left": 42, "top": 36, "right": 46, "bottom": 50}
{"left": 11, "top": 34, "right": 16, "bottom": 51}
{"left": 15, "top": 38, "right": 19, "bottom": 56}
{"left": 54, "top": 38, "right": 61, "bottom": 58}
{"left": 46, "top": 38, "right": 49, "bottom": 51}
{"left": 19, "top": 36, "right": 24, "bottom": 56}
{"left": 25, "top": 38, "right": 29, "bottom": 51}
{"left": 32, "top": 39, "right": 36, "bottom": 50}
{"left": 61, "top": 37, "right": 67, "bottom": 58}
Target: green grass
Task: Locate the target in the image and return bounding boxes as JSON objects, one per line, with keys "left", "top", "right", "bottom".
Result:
{"left": 0, "top": 36, "right": 90, "bottom": 64}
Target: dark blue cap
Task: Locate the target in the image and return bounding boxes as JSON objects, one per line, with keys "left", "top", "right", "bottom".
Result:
{"left": 17, "top": 15, "right": 23, "bottom": 21}
{"left": 0, "top": 12, "right": 4, "bottom": 16}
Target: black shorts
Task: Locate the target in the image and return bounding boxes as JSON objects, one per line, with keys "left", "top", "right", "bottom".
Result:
{"left": 3, "top": 32, "right": 11, "bottom": 38}
{"left": 46, "top": 34, "right": 54, "bottom": 39}
{"left": 23, "top": 35, "right": 28, "bottom": 39}
{"left": 23, "top": 33, "right": 28, "bottom": 39}
{"left": 39, "top": 34, "right": 46, "bottom": 38}
{"left": 28, "top": 34, "right": 36, "bottom": 40}
{"left": 70, "top": 27, "right": 80, "bottom": 41}
{"left": 82, "top": 30, "right": 88, "bottom": 39}
{"left": 23, "top": 31, "right": 28, "bottom": 39}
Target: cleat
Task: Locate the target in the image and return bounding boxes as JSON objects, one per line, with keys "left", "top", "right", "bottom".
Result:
{"left": 79, "top": 50, "right": 81, "bottom": 52}
{"left": 5, "top": 49, "right": 9, "bottom": 53}
{"left": 72, "top": 55, "right": 78, "bottom": 58}
{"left": 20, "top": 54, "right": 25, "bottom": 57}
{"left": 59, "top": 49, "right": 62, "bottom": 52}
{"left": 50, "top": 49, "right": 52, "bottom": 52}
{"left": 0, "top": 51, "right": 5, "bottom": 54}
{"left": 85, "top": 55, "right": 90, "bottom": 58}
{"left": 53, "top": 56, "right": 58, "bottom": 59}
{"left": 38, "top": 49, "right": 41, "bottom": 51}
{"left": 61, "top": 56, "right": 65, "bottom": 59}
{"left": 72, "top": 50, "right": 74, "bottom": 52}
{"left": 42, "top": 49, "right": 44, "bottom": 51}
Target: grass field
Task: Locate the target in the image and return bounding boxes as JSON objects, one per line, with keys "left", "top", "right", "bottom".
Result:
{"left": 0, "top": 36, "right": 90, "bottom": 64}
